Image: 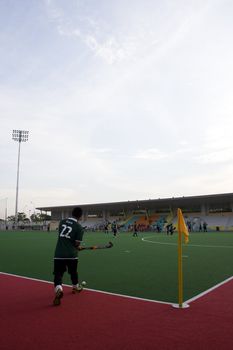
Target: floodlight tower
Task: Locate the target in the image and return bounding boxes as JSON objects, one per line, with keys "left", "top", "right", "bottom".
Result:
{"left": 12, "top": 130, "right": 29, "bottom": 226}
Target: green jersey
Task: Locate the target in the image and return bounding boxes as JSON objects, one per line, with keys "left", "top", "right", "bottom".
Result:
{"left": 54, "top": 217, "right": 84, "bottom": 259}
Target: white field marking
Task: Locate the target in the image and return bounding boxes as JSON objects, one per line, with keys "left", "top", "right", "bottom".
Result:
{"left": 142, "top": 236, "right": 233, "bottom": 249}
{"left": 0, "top": 236, "right": 44, "bottom": 241}
{"left": 182, "top": 255, "right": 189, "bottom": 258}
{"left": 0, "top": 272, "right": 173, "bottom": 306}
{"left": 185, "top": 275, "right": 233, "bottom": 304}
{"left": 124, "top": 250, "right": 131, "bottom": 253}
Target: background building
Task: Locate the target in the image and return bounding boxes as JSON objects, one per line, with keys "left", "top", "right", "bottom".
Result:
{"left": 37, "top": 192, "right": 233, "bottom": 232}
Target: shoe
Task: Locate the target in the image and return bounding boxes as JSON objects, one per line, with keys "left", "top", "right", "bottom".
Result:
{"left": 72, "top": 284, "right": 83, "bottom": 294}
{"left": 53, "top": 289, "right": 63, "bottom": 306}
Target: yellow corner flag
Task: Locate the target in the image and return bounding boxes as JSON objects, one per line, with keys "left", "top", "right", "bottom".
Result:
{"left": 177, "top": 208, "right": 189, "bottom": 244}
{"left": 175, "top": 208, "right": 190, "bottom": 308}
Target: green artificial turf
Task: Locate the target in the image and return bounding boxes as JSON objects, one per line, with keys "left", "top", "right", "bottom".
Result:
{"left": 0, "top": 230, "right": 233, "bottom": 303}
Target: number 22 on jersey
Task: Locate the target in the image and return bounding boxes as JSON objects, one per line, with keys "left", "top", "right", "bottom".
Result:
{"left": 60, "top": 224, "right": 72, "bottom": 239}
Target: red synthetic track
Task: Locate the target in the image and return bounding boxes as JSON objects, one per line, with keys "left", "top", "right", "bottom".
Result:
{"left": 0, "top": 273, "right": 233, "bottom": 350}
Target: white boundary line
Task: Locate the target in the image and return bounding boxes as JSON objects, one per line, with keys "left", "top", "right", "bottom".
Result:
{"left": 142, "top": 236, "right": 233, "bottom": 249}
{"left": 141, "top": 236, "right": 233, "bottom": 304}
{"left": 185, "top": 275, "right": 233, "bottom": 303}
{"left": 0, "top": 272, "right": 173, "bottom": 306}
{"left": 2, "top": 271, "right": 233, "bottom": 306}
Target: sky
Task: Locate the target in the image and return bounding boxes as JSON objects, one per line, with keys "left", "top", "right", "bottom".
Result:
{"left": 1, "top": 0, "right": 233, "bottom": 218}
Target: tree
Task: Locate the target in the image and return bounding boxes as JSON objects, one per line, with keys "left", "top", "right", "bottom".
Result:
{"left": 7, "top": 215, "right": 16, "bottom": 222}
{"left": 7, "top": 212, "right": 28, "bottom": 222}
{"left": 17, "top": 212, "right": 27, "bottom": 222}
{"left": 30, "top": 213, "right": 41, "bottom": 222}
{"left": 30, "top": 212, "right": 51, "bottom": 222}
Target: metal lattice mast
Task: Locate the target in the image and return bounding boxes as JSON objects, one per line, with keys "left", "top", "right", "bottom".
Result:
{"left": 12, "top": 130, "right": 29, "bottom": 226}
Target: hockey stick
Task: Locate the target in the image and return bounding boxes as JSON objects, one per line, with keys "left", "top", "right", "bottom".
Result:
{"left": 78, "top": 241, "right": 113, "bottom": 251}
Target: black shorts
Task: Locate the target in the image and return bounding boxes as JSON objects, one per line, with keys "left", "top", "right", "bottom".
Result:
{"left": 53, "top": 259, "right": 78, "bottom": 276}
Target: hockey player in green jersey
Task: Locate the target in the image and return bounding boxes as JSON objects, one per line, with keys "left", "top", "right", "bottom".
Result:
{"left": 53, "top": 207, "right": 84, "bottom": 306}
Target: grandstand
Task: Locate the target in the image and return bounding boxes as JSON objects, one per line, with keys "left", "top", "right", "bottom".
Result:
{"left": 36, "top": 192, "right": 233, "bottom": 232}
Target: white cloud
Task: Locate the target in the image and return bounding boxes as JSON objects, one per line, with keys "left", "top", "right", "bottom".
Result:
{"left": 1, "top": 0, "right": 233, "bottom": 216}
{"left": 134, "top": 148, "right": 168, "bottom": 160}
{"left": 44, "top": 0, "right": 208, "bottom": 66}
{"left": 196, "top": 149, "right": 233, "bottom": 164}
{"left": 195, "top": 115, "right": 233, "bottom": 164}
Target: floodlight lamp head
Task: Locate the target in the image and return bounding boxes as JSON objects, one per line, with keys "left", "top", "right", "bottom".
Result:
{"left": 12, "top": 130, "right": 29, "bottom": 142}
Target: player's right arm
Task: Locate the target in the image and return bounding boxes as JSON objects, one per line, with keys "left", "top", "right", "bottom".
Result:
{"left": 74, "top": 240, "right": 82, "bottom": 249}
{"left": 74, "top": 223, "right": 84, "bottom": 250}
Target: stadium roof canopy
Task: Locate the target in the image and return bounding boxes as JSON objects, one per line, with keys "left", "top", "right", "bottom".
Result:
{"left": 37, "top": 192, "right": 233, "bottom": 218}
